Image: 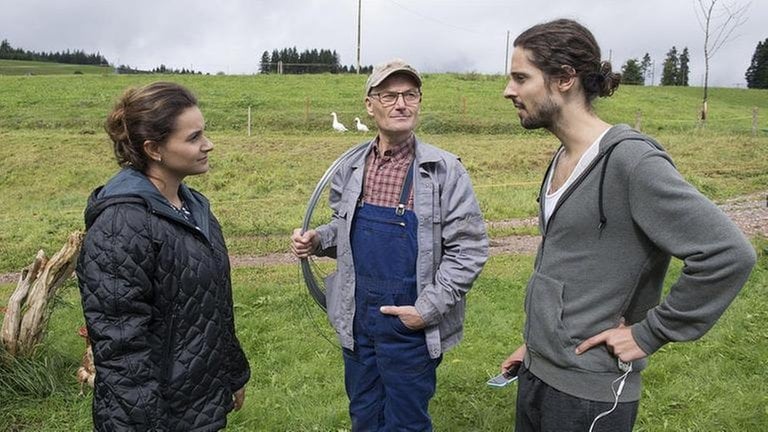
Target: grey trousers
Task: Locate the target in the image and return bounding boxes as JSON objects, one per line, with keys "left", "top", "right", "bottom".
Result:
{"left": 515, "top": 364, "right": 639, "bottom": 432}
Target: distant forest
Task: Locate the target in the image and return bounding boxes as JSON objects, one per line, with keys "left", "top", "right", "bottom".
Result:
{"left": 115, "top": 64, "right": 203, "bottom": 75}
{"left": 260, "top": 47, "right": 372, "bottom": 74}
{"left": 0, "top": 39, "right": 108, "bottom": 65}
{"left": 0, "top": 39, "right": 201, "bottom": 74}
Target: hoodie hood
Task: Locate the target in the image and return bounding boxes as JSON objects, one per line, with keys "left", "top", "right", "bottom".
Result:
{"left": 84, "top": 168, "right": 212, "bottom": 240}
{"left": 539, "top": 124, "right": 668, "bottom": 232}
{"left": 595, "top": 124, "right": 668, "bottom": 229}
{"left": 599, "top": 124, "right": 665, "bottom": 154}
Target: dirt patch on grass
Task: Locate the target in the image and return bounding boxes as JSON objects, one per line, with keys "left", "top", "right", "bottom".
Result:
{"left": 1, "top": 192, "right": 765, "bottom": 283}
{"left": 717, "top": 192, "right": 768, "bottom": 238}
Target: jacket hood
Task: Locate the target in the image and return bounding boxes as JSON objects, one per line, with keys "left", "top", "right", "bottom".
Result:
{"left": 539, "top": 124, "right": 668, "bottom": 232}
{"left": 599, "top": 124, "right": 665, "bottom": 154}
{"left": 595, "top": 125, "right": 668, "bottom": 229}
{"left": 84, "top": 168, "right": 211, "bottom": 239}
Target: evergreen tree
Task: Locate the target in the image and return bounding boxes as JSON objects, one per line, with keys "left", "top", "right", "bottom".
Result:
{"left": 0, "top": 39, "right": 109, "bottom": 65}
{"left": 640, "top": 53, "right": 652, "bottom": 85}
{"left": 271, "top": 49, "right": 280, "bottom": 72}
{"left": 621, "top": 59, "right": 644, "bottom": 85}
{"left": 259, "top": 51, "right": 271, "bottom": 74}
{"left": 661, "top": 46, "right": 679, "bottom": 86}
{"left": 0, "top": 39, "right": 11, "bottom": 56}
{"left": 260, "top": 46, "right": 366, "bottom": 74}
{"left": 745, "top": 38, "right": 768, "bottom": 89}
{"left": 677, "top": 47, "right": 690, "bottom": 86}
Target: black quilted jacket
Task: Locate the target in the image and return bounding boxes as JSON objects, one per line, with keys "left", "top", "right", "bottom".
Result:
{"left": 77, "top": 168, "right": 250, "bottom": 432}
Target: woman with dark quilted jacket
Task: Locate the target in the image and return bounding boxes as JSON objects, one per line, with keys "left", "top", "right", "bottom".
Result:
{"left": 76, "top": 82, "right": 250, "bottom": 431}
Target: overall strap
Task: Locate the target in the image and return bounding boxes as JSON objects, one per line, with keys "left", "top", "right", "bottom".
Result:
{"left": 395, "top": 158, "right": 416, "bottom": 216}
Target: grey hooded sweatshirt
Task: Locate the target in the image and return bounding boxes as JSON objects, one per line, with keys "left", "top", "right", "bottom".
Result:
{"left": 523, "top": 124, "right": 756, "bottom": 402}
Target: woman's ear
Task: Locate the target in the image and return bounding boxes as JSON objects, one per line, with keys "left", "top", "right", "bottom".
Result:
{"left": 143, "top": 140, "right": 162, "bottom": 163}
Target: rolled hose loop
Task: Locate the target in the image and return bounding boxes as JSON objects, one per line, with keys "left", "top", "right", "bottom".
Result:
{"left": 300, "top": 142, "right": 369, "bottom": 310}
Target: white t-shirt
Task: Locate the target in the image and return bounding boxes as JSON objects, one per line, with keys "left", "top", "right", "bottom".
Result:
{"left": 543, "top": 128, "right": 610, "bottom": 225}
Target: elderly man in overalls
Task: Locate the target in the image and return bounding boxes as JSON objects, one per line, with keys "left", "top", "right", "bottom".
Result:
{"left": 291, "top": 59, "right": 488, "bottom": 431}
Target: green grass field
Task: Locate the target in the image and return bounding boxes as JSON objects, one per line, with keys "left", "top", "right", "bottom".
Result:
{"left": 0, "top": 73, "right": 766, "bottom": 431}
{"left": 0, "top": 59, "right": 114, "bottom": 76}
{"left": 1, "top": 73, "right": 766, "bottom": 134}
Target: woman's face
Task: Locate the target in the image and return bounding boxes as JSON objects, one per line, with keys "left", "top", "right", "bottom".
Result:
{"left": 156, "top": 106, "right": 213, "bottom": 179}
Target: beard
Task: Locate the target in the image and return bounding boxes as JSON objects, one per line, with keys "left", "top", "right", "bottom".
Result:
{"left": 519, "top": 95, "right": 560, "bottom": 130}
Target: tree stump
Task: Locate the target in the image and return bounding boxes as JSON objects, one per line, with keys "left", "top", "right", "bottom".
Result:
{"left": 1, "top": 231, "right": 83, "bottom": 358}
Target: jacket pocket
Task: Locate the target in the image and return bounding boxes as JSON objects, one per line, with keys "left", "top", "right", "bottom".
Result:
{"left": 524, "top": 271, "right": 573, "bottom": 367}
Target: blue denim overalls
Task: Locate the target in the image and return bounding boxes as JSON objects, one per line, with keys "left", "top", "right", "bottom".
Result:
{"left": 344, "top": 159, "right": 441, "bottom": 431}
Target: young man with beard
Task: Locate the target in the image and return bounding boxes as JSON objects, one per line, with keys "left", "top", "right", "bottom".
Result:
{"left": 498, "top": 19, "right": 755, "bottom": 431}
{"left": 291, "top": 59, "right": 488, "bottom": 431}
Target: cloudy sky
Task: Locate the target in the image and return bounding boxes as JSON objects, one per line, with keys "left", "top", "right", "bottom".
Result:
{"left": 2, "top": 0, "right": 766, "bottom": 86}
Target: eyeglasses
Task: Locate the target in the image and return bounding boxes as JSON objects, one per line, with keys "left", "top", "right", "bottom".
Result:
{"left": 369, "top": 90, "right": 422, "bottom": 106}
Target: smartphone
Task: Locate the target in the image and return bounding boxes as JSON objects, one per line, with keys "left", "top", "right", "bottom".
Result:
{"left": 486, "top": 363, "right": 520, "bottom": 388}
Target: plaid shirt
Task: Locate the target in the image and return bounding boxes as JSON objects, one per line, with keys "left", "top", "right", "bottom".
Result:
{"left": 362, "top": 135, "right": 415, "bottom": 209}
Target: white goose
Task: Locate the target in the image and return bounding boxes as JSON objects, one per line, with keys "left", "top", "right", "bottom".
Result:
{"left": 354, "top": 117, "right": 370, "bottom": 132}
{"left": 331, "top": 112, "right": 348, "bottom": 132}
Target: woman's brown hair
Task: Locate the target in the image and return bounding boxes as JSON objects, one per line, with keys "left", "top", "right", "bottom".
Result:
{"left": 105, "top": 82, "right": 198, "bottom": 171}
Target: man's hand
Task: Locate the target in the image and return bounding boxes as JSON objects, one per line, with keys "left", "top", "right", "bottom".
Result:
{"left": 379, "top": 305, "right": 426, "bottom": 330}
{"left": 290, "top": 228, "right": 320, "bottom": 259}
{"left": 501, "top": 344, "right": 526, "bottom": 374}
{"left": 233, "top": 386, "right": 246, "bottom": 411}
{"left": 575, "top": 321, "right": 648, "bottom": 362}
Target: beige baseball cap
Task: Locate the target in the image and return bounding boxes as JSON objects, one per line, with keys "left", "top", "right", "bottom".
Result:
{"left": 364, "top": 58, "right": 422, "bottom": 95}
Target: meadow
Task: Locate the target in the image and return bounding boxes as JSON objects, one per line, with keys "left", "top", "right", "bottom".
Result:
{"left": 0, "top": 71, "right": 766, "bottom": 431}
{"left": 0, "top": 59, "right": 114, "bottom": 76}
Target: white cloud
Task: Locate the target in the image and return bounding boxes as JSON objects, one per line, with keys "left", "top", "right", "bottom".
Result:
{"left": 1, "top": 0, "right": 765, "bottom": 86}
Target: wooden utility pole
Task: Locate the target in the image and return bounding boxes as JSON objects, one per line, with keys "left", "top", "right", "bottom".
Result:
{"left": 356, "top": 0, "right": 362, "bottom": 74}
{"left": 504, "top": 30, "right": 510, "bottom": 76}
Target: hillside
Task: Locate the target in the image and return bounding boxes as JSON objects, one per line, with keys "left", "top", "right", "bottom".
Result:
{"left": 0, "top": 59, "right": 113, "bottom": 76}
{"left": 0, "top": 73, "right": 765, "bottom": 134}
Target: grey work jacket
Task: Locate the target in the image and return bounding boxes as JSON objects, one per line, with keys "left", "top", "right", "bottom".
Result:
{"left": 315, "top": 137, "right": 489, "bottom": 358}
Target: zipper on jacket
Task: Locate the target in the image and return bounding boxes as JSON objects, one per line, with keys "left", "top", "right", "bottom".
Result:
{"left": 150, "top": 209, "right": 213, "bottom": 247}
{"left": 535, "top": 147, "right": 615, "bottom": 273}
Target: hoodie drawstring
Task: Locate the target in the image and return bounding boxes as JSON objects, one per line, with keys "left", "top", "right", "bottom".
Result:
{"left": 597, "top": 144, "right": 620, "bottom": 231}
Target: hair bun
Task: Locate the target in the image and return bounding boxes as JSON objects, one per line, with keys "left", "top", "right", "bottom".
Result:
{"left": 598, "top": 61, "right": 621, "bottom": 97}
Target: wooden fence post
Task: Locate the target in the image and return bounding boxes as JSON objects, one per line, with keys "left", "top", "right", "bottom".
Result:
{"left": 752, "top": 107, "right": 758, "bottom": 137}
{"left": 247, "top": 106, "right": 252, "bottom": 137}
{"left": 634, "top": 110, "right": 642, "bottom": 131}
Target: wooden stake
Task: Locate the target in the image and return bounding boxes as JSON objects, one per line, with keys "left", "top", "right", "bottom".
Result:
{"left": 752, "top": 107, "right": 758, "bottom": 137}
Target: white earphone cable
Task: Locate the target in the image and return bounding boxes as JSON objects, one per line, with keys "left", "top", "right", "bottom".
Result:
{"left": 588, "top": 363, "right": 633, "bottom": 432}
